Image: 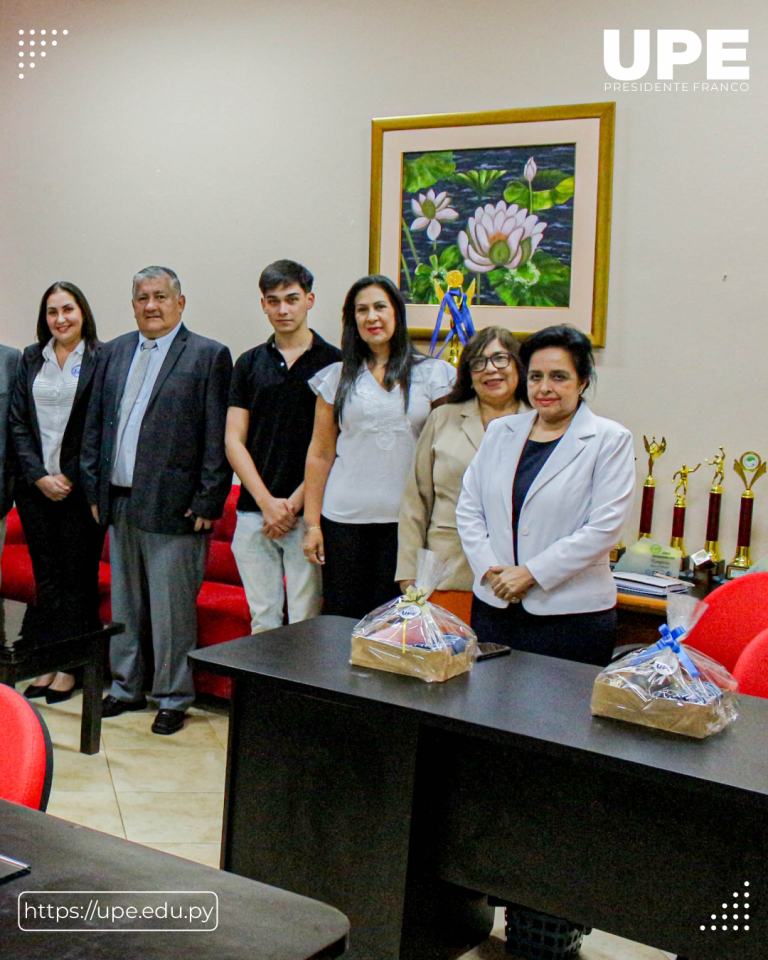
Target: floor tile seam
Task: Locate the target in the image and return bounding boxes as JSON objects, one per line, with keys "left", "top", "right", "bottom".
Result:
{"left": 113, "top": 790, "right": 226, "bottom": 797}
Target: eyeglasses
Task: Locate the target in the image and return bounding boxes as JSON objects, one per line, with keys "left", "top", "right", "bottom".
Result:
{"left": 469, "top": 352, "right": 512, "bottom": 374}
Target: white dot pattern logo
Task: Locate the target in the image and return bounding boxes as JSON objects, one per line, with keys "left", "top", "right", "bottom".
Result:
{"left": 700, "top": 881, "right": 755, "bottom": 935}
{"left": 13, "top": 28, "right": 69, "bottom": 78}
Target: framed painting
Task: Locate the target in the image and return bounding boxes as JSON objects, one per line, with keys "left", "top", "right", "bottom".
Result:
{"left": 369, "top": 102, "right": 615, "bottom": 346}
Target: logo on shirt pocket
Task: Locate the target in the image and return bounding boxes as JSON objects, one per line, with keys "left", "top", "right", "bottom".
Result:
{"left": 71, "top": 364, "right": 82, "bottom": 376}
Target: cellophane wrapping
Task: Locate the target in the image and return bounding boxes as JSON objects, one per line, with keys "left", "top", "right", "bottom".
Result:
{"left": 591, "top": 601, "right": 738, "bottom": 738}
{"left": 350, "top": 550, "right": 478, "bottom": 682}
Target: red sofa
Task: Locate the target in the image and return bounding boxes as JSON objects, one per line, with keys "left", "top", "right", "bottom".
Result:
{"left": 0, "top": 486, "right": 250, "bottom": 699}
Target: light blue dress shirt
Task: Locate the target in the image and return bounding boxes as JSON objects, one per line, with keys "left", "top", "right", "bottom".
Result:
{"left": 111, "top": 322, "right": 183, "bottom": 486}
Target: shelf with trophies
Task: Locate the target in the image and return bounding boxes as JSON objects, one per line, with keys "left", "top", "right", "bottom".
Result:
{"left": 614, "top": 441, "right": 767, "bottom": 631}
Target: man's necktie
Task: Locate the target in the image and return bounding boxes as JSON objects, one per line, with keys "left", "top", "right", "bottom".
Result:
{"left": 114, "top": 340, "right": 157, "bottom": 464}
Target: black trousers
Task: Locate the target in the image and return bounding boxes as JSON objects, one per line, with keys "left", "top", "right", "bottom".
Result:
{"left": 15, "top": 483, "right": 106, "bottom": 644}
{"left": 320, "top": 517, "right": 400, "bottom": 620}
{"left": 470, "top": 595, "right": 617, "bottom": 668}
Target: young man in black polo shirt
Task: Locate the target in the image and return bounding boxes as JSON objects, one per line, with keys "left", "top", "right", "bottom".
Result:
{"left": 225, "top": 260, "right": 341, "bottom": 633}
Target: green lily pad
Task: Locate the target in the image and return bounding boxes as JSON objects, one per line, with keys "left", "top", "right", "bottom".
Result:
{"left": 403, "top": 152, "right": 456, "bottom": 193}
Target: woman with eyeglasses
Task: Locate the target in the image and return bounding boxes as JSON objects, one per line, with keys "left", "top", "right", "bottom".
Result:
{"left": 456, "top": 324, "right": 635, "bottom": 667}
{"left": 396, "top": 327, "right": 527, "bottom": 623}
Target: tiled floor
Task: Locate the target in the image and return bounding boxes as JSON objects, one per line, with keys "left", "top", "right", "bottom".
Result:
{"left": 20, "top": 687, "right": 675, "bottom": 959}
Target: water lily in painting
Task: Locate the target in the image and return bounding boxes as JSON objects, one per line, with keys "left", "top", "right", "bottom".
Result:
{"left": 411, "top": 189, "right": 459, "bottom": 241}
{"left": 458, "top": 201, "right": 547, "bottom": 274}
{"left": 524, "top": 157, "right": 537, "bottom": 182}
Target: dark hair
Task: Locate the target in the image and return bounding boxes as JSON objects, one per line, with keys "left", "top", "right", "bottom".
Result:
{"left": 333, "top": 275, "right": 425, "bottom": 425}
{"left": 259, "top": 260, "right": 314, "bottom": 295}
{"left": 519, "top": 324, "right": 595, "bottom": 391}
{"left": 37, "top": 282, "right": 99, "bottom": 351}
{"left": 432, "top": 326, "right": 527, "bottom": 409}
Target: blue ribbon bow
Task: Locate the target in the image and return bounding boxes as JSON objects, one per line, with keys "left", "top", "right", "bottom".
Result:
{"left": 633, "top": 624, "right": 700, "bottom": 678}
{"left": 429, "top": 287, "right": 476, "bottom": 359}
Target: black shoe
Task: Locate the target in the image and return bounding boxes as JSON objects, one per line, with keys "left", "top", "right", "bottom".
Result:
{"left": 151, "top": 709, "right": 186, "bottom": 735}
{"left": 101, "top": 694, "right": 148, "bottom": 718}
{"left": 24, "top": 682, "right": 52, "bottom": 699}
{"left": 45, "top": 686, "right": 75, "bottom": 704}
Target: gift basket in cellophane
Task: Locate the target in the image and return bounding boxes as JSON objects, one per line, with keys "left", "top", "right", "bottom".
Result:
{"left": 350, "top": 550, "right": 478, "bottom": 682}
{"left": 590, "top": 595, "right": 739, "bottom": 738}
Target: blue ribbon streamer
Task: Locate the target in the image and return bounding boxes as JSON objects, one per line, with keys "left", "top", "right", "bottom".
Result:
{"left": 630, "top": 624, "right": 700, "bottom": 677}
{"left": 429, "top": 287, "right": 476, "bottom": 358}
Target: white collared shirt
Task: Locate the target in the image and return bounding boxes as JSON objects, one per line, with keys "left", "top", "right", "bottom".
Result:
{"left": 32, "top": 338, "right": 85, "bottom": 476}
{"left": 111, "top": 322, "right": 182, "bottom": 486}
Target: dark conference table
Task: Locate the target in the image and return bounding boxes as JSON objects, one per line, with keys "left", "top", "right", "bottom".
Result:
{"left": 0, "top": 798, "right": 348, "bottom": 959}
{"left": 191, "top": 615, "right": 768, "bottom": 960}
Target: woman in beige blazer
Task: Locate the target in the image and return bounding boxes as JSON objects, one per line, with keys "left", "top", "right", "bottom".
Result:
{"left": 396, "top": 327, "right": 527, "bottom": 623}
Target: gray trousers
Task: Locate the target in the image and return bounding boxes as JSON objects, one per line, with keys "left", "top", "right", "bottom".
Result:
{"left": 108, "top": 497, "right": 208, "bottom": 711}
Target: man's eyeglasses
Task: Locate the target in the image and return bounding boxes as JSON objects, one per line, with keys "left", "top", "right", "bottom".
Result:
{"left": 469, "top": 352, "right": 513, "bottom": 374}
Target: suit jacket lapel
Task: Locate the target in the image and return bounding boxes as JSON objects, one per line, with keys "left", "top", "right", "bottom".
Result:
{"left": 499, "top": 410, "right": 536, "bottom": 531}
{"left": 523, "top": 402, "right": 596, "bottom": 506}
{"left": 71, "top": 345, "right": 97, "bottom": 409}
{"left": 459, "top": 398, "right": 484, "bottom": 451}
{"left": 25, "top": 349, "right": 44, "bottom": 450}
{"left": 147, "top": 323, "right": 189, "bottom": 410}
{"left": 112, "top": 333, "right": 140, "bottom": 420}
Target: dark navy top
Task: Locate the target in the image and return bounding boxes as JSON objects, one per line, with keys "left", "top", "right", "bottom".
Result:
{"left": 512, "top": 437, "right": 561, "bottom": 562}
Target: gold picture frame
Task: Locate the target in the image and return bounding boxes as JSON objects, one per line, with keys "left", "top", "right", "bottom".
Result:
{"left": 369, "top": 102, "right": 615, "bottom": 346}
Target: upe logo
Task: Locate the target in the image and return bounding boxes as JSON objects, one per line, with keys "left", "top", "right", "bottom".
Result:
{"left": 604, "top": 29, "right": 749, "bottom": 81}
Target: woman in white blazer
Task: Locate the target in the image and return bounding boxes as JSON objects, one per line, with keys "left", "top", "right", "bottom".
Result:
{"left": 456, "top": 325, "right": 635, "bottom": 666}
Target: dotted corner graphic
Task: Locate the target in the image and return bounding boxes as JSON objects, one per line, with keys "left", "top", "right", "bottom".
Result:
{"left": 699, "top": 880, "right": 752, "bottom": 933}
{"left": 15, "top": 27, "right": 69, "bottom": 79}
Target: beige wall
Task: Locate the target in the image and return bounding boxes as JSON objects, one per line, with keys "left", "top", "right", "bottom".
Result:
{"left": 1, "top": 0, "right": 766, "bottom": 560}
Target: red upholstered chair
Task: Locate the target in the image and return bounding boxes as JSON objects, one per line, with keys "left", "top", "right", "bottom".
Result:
{"left": 0, "top": 683, "right": 54, "bottom": 811}
{"left": 732, "top": 627, "right": 768, "bottom": 700}
{"left": 4, "top": 507, "right": 25, "bottom": 545}
{"left": 683, "top": 573, "right": 768, "bottom": 672}
{"left": 194, "top": 486, "right": 251, "bottom": 699}
{"left": 1, "top": 487, "right": 251, "bottom": 701}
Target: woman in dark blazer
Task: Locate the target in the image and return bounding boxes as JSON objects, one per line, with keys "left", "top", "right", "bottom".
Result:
{"left": 10, "top": 281, "right": 105, "bottom": 702}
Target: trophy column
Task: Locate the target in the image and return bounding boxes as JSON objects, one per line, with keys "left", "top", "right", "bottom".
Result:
{"left": 727, "top": 452, "right": 766, "bottom": 579}
{"left": 702, "top": 447, "right": 726, "bottom": 577}
{"left": 639, "top": 436, "right": 666, "bottom": 539}
{"left": 669, "top": 463, "right": 700, "bottom": 567}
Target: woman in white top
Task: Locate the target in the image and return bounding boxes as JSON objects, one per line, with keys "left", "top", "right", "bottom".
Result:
{"left": 303, "top": 275, "right": 455, "bottom": 618}
{"left": 10, "top": 282, "right": 105, "bottom": 702}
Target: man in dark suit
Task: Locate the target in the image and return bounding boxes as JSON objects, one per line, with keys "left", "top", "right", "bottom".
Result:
{"left": 81, "top": 266, "right": 232, "bottom": 735}
{"left": 0, "top": 345, "right": 22, "bottom": 523}
{"left": 0, "top": 344, "right": 22, "bottom": 642}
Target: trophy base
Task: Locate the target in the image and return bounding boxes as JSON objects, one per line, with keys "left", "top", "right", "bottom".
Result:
{"left": 726, "top": 546, "right": 752, "bottom": 579}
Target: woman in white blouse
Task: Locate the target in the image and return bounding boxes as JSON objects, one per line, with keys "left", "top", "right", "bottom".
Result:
{"left": 303, "top": 275, "right": 455, "bottom": 618}
{"left": 10, "top": 282, "right": 105, "bottom": 702}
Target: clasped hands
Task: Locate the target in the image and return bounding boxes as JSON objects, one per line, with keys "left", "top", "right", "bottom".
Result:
{"left": 35, "top": 474, "right": 72, "bottom": 501}
{"left": 259, "top": 496, "right": 300, "bottom": 540}
{"left": 484, "top": 564, "right": 536, "bottom": 603}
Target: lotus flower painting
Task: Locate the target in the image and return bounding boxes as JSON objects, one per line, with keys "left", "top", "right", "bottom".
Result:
{"left": 398, "top": 144, "right": 575, "bottom": 306}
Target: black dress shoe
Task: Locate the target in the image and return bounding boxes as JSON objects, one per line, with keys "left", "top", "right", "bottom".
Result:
{"left": 23, "top": 683, "right": 52, "bottom": 699}
{"left": 45, "top": 686, "right": 75, "bottom": 704}
{"left": 102, "top": 694, "right": 148, "bottom": 718}
{"left": 151, "top": 709, "right": 186, "bottom": 735}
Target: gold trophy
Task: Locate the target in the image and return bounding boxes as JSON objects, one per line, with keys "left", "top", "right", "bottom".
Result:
{"left": 727, "top": 452, "right": 767, "bottom": 578}
{"left": 702, "top": 447, "right": 726, "bottom": 574}
{"left": 669, "top": 462, "right": 700, "bottom": 561}
{"left": 638, "top": 436, "right": 666, "bottom": 539}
